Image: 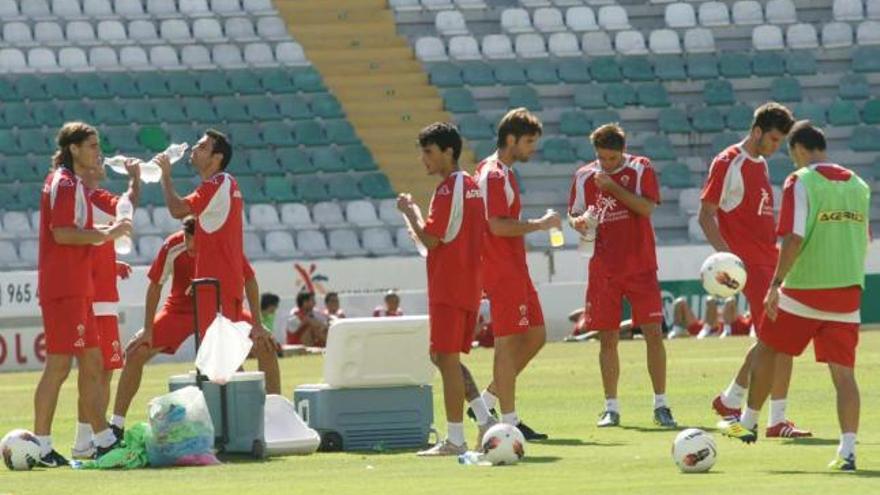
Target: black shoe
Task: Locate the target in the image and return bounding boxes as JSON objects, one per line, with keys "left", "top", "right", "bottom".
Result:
{"left": 95, "top": 438, "right": 123, "bottom": 459}
{"left": 36, "top": 449, "right": 69, "bottom": 468}
{"left": 517, "top": 421, "right": 548, "bottom": 441}
{"left": 653, "top": 406, "right": 678, "bottom": 428}
{"left": 110, "top": 424, "right": 125, "bottom": 442}
{"left": 466, "top": 406, "right": 499, "bottom": 422}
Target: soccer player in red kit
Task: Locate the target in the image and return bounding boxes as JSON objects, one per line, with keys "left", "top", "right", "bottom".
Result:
{"left": 568, "top": 124, "right": 676, "bottom": 428}
{"left": 71, "top": 154, "right": 141, "bottom": 458}
{"left": 699, "top": 103, "right": 811, "bottom": 437}
{"left": 34, "top": 123, "right": 132, "bottom": 466}
{"left": 111, "top": 217, "right": 278, "bottom": 432}
{"left": 474, "top": 108, "right": 560, "bottom": 440}
{"left": 397, "top": 122, "right": 493, "bottom": 456}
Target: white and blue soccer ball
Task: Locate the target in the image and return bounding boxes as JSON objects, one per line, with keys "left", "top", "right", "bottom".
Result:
{"left": 701, "top": 252, "right": 748, "bottom": 298}
{"left": 1, "top": 429, "right": 42, "bottom": 471}
{"left": 481, "top": 423, "right": 526, "bottom": 466}
{"left": 672, "top": 428, "right": 717, "bottom": 473}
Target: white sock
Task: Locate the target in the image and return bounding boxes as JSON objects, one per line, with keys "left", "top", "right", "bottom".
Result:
{"left": 721, "top": 324, "right": 732, "bottom": 338}
{"left": 36, "top": 435, "right": 53, "bottom": 456}
{"left": 838, "top": 432, "right": 857, "bottom": 458}
{"left": 501, "top": 411, "right": 519, "bottom": 426}
{"left": 740, "top": 408, "right": 759, "bottom": 430}
{"left": 768, "top": 399, "right": 786, "bottom": 427}
{"left": 446, "top": 422, "right": 465, "bottom": 447}
{"left": 110, "top": 414, "right": 126, "bottom": 429}
{"left": 605, "top": 398, "right": 619, "bottom": 413}
{"left": 73, "top": 422, "right": 93, "bottom": 448}
{"left": 481, "top": 390, "right": 497, "bottom": 410}
{"left": 669, "top": 325, "right": 684, "bottom": 338}
{"left": 653, "top": 394, "right": 668, "bottom": 409}
{"left": 469, "top": 398, "right": 491, "bottom": 425}
{"left": 697, "top": 323, "right": 713, "bottom": 339}
{"left": 721, "top": 380, "right": 746, "bottom": 409}
{"left": 94, "top": 428, "right": 117, "bottom": 449}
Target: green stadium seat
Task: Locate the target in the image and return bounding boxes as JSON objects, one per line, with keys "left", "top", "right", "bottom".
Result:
{"left": 637, "top": 83, "right": 670, "bottom": 108}
{"left": 296, "top": 176, "right": 330, "bottom": 202}
{"left": 558, "top": 59, "right": 590, "bottom": 83}
{"left": 770, "top": 77, "right": 802, "bottom": 103}
{"left": 726, "top": 105, "right": 754, "bottom": 131}
{"left": 260, "top": 68, "right": 297, "bottom": 94}
{"left": 4, "top": 102, "right": 35, "bottom": 128}
{"left": 76, "top": 74, "right": 112, "bottom": 100}
{"left": 686, "top": 55, "right": 718, "bottom": 80}
{"left": 237, "top": 176, "right": 268, "bottom": 203}
{"left": 461, "top": 62, "right": 496, "bottom": 86}
{"left": 719, "top": 52, "right": 752, "bottom": 78}
{"left": 154, "top": 99, "right": 189, "bottom": 124}
{"left": 541, "top": 138, "right": 576, "bottom": 163}
{"left": 429, "top": 63, "right": 463, "bottom": 87}
{"left": 827, "top": 100, "right": 860, "bottom": 126}
{"left": 17, "top": 129, "right": 49, "bottom": 155}
{"left": 101, "top": 126, "right": 141, "bottom": 154}
{"left": 247, "top": 149, "right": 281, "bottom": 175}
{"left": 472, "top": 141, "right": 495, "bottom": 161}
{"left": 14, "top": 75, "right": 48, "bottom": 101}
{"left": 171, "top": 156, "right": 193, "bottom": 177}
{"left": 359, "top": 173, "right": 395, "bottom": 199}
{"left": 526, "top": 60, "right": 559, "bottom": 84}
{"left": 559, "top": 111, "right": 592, "bottom": 136}
{"left": 165, "top": 124, "right": 201, "bottom": 147}
{"left": 642, "top": 134, "right": 676, "bottom": 161}
{"left": 0, "top": 79, "right": 15, "bottom": 103}
{"left": 17, "top": 186, "right": 41, "bottom": 210}
{"left": 574, "top": 85, "right": 606, "bottom": 109}
{"left": 197, "top": 71, "right": 233, "bottom": 96}
{"left": 693, "top": 107, "right": 725, "bottom": 132}
{"left": 768, "top": 157, "right": 792, "bottom": 185}
{"left": 245, "top": 96, "right": 282, "bottom": 121}
{"left": 226, "top": 123, "right": 264, "bottom": 148}
{"left": 264, "top": 176, "right": 298, "bottom": 202}
{"left": 0, "top": 130, "right": 19, "bottom": 154}
{"left": 293, "top": 68, "right": 325, "bottom": 93}
{"left": 104, "top": 73, "right": 140, "bottom": 99}
{"left": 660, "top": 163, "right": 694, "bottom": 188}
{"left": 166, "top": 72, "right": 201, "bottom": 97}
{"left": 786, "top": 51, "right": 817, "bottom": 75}
{"left": 589, "top": 57, "right": 622, "bottom": 83}
{"left": 654, "top": 55, "right": 687, "bottom": 81}
{"left": 605, "top": 82, "right": 636, "bottom": 108}
{"left": 620, "top": 56, "right": 654, "bottom": 82}
{"left": 263, "top": 122, "right": 297, "bottom": 147}
{"left": 310, "top": 94, "right": 344, "bottom": 119}
{"left": 443, "top": 88, "right": 477, "bottom": 113}
{"left": 659, "top": 108, "right": 691, "bottom": 133}
{"left": 849, "top": 126, "right": 880, "bottom": 151}
{"left": 575, "top": 140, "right": 596, "bottom": 162}
{"left": 138, "top": 185, "right": 164, "bottom": 206}
{"left": 862, "top": 99, "right": 880, "bottom": 125}
{"left": 62, "top": 101, "right": 93, "bottom": 123}
{"left": 31, "top": 101, "right": 63, "bottom": 128}
{"left": 184, "top": 99, "right": 217, "bottom": 122}
{"left": 6, "top": 159, "right": 40, "bottom": 182}
{"left": 793, "top": 102, "right": 827, "bottom": 126}
{"left": 508, "top": 86, "right": 542, "bottom": 111}
{"left": 458, "top": 114, "right": 494, "bottom": 140}
{"left": 327, "top": 175, "right": 362, "bottom": 200}
{"left": 227, "top": 70, "right": 263, "bottom": 95}
{"left": 703, "top": 80, "right": 735, "bottom": 106}
{"left": 123, "top": 99, "right": 159, "bottom": 124}
{"left": 138, "top": 126, "right": 169, "bottom": 152}
{"left": 43, "top": 74, "right": 78, "bottom": 100}
{"left": 493, "top": 61, "right": 527, "bottom": 85}
{"left": 312, "top": 147, "right": 347, "bottom": 173}
{"left": 278, "top": 94, "right": 312, "bottom": 120}
{"left": 94, "top": 102, "right": 128, "bottom": 125}
{"left": 136, "top": 72, "right": 173, "bottom": 98}
{"left": 325, "top": 120, "right": 358, "bottom": 145}
{"left": 712, "top": 132, "right": 741, "bottom": 154}
{"left": 840, "top": 74, "right": 870, "bottom": 100}
{"left": 294, "top": 121, "right": 328, "bottom": 146}
{"left": 752, "top": 52, "right": 785, "bottom": 77}
{"left": 214, "top": 96, "right": 251, "bottom": 122}
{"left": 590, "top": 109, "right": 620, "bottom": 128}
{"left": 341, "top": 145, "right": 377, "bottom": 171}
{"left": 277, "top": 147, "right": 312, "bottom": 174}
{"left": 853, "top": 47, "right": 880, "bottom": 73}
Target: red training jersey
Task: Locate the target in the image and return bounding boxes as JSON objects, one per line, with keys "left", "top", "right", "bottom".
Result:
{"left": 90, "top": 188, "right": 119, "bottom": 308}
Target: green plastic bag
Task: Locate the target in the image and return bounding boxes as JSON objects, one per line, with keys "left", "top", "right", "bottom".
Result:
{"left": 74, "top": 423, "right": 151, "bottom": 470}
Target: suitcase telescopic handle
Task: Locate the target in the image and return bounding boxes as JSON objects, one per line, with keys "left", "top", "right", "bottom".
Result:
{"left": 191, "top": 277, "right": 221, "bottom": 388}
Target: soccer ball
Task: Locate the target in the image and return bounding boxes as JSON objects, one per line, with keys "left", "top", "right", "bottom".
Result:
{"left": 672, "top": 428, "right": 717, "bottom": 473}
{"left": 480, "top": 423, "right": 526, "bottom": 466}
{"left": 1, "top": 429, "right": 42, "bottom": 471}
{"left": 700, "top": 252, "right": 748, "bottom": 298}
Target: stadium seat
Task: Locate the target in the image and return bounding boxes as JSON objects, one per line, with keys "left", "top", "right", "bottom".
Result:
{"left": 567, "top": 6, "right": 598, "bottom": 31}
{"left": 265, "top": 231, "right": 297, "bottom": 258}
{"left": 719, "top": 52, "right": 752, "bottom": 78}
{"left": 120, "top": 46, "right": 149, "bottom": 69}
{"left": 834, "top": 0, "right": 864, "bottom": 21}
{"left": 2, "top": 211, "right": 32, "bottom": 238}
{"left": 666, "top": 3, "right": 697, "bottom": 28}
{"left": 660, "top": 163, "right": 694, "bottom": 188}
{"left": 311, "top": 148, "right": 346, "bottom": 173}
{"left": 280, "top": 203, "right": 317, "bottom": 229}
{"left": 94, "top": 102, "right": 128, "bottom": 126}
{"left": 458, "top": 114, "right": 494, "bottom": 140}
{"left": 325, "top": 120, "right": 358, "bottom": 145}
{"left": 276, "top": 42, "right": 308, "bottom": 65}
{"left": 213, "top": 44, "right": 244, "bottom": 67}
{"left": 161, "top": 19, "right": 192, "bottom": 41}
{"left": 32, "top": 101, "right": 63, "bottom": 128}
{"left": 752, "top": 51, "right": 785, "bottom": 76}
{"left": 448, "top": 36, "right": 481, "bottom": 61}
{"left": 249, "top": 203, "right": 281, "bottom": 231}
{"left": 574, "top": 84, "right": 606, "bottom": 109}
{"left": 863, "top": 99, "right": 880, "bottom": 124}
{"left": 244, "top": 43, "right": 276, "bottom": 66}
{"left": 839, "top": 74, "right": 871, "bottom": 99}
{"left": 4, "top": 103, "right": 34, "bottom": 129}
{"left": 654, "top": 55, "right": 687, "bottom": 80}
{"left": 263, "top": 122, "right": 297, "bottom": 147}
{"left": 244, "top": 232, "right": 266, "bottom": 260}
{"left": 260, "top": 68, "right": 297, "bottom": 93}
{"left": 312, "top": 201, "right": 347, "bottom": 228}
{"left": 245, "top": 96, "right": 281, "bottom": 121}
{"left": 559, "top": 111, "right": 592, "bottom": 136}
{"left": 869, "top": 0, "right": 880, "bottom": 19}
{"left": 35, "top": 21, "right": 64, "bottom": 44}
{"left": 482, "top": 34, "right": 515, "bottom": 59}
{"left": 129, "top": 20, "right": 158, "bottom": 42}
{"left": 589, "top": 110, "right": 620, "bottom": 129}
{"left": 293, "top": 121, "right": 327, "bottom": 146}
{"left": 28, "top": 48, "right": 58, "bottom": 71}
{"left": 278, "top": 95, "right": 312, "bottom": 120}
{"left": 455, "top": 0, "right": 486, "bottom": 10}
{"left": 605, "top": 82, "right": 637, "bottom": 108}
{"left": 659, "top": 108, "right": 691, "bottom": 133}
{"left": 726, "top": 104, "right": 754, "bottom": 130}
{"left": 598, "top": 6, "right": 630, "bottom": 30}
{"left": 501, "top": 9, "right": 534, "bottom": 34}
{"left": 215, "top": 96, "right": 250, "bottom": 122}
{"left": 516, "top": 34, "right": 549, "bottom": 58}
{"left": 693, "top": 107, "right": 725, "bottom": 132}
{"left": 733, "top": 1, "right": 764, "bottom": 25}
{"left": 615, "top": 30, "right": 648, "bottom": 56}
{"left": 346, "top": 200, "right": 383, "bottom": 228}
{"left": 850, "top": 126, "right": 880, "bottom": 151}
{"left": 638, "top": 83, "right": 670, "bottom": 107}
{"left": 766, "top": 0, "right": 797, "bottom": 24}
{"left": 359, "top": 173, "right": 395, "bottom": 199}
{"left": 526, "top": 60, "right": 559, "bottom": 84}
{"left": 416, "top": 37, "right": 447, "bottom": 61}
{"left": 548, "top": 32, "right": 581, "bottom": 57}
{"left": 822, "top": 22, "right": 853, "bottom": 48}
{"left": 534, "top": 8, "right": 566, "bottom": 33}
{"left": 688, "top": 215, "right": 707, "bottom": 242}
{"left": 443, "top": 88, "right": 476, "bottom": 113}
{"left": 436, "top": 10, "right": 468, "bottom": 36}
{"left": 423, "top": 0, "right": 453, "bottom": 10}
{"left": 793, "top": 102, "right": 827, "bottom": 126}
{"left": 770, "top": 77, "right": 802, "bottom": 102}
{"left": 753, "top": 25, "right": 784, "bottom": 50}
{"left": 431, "top": 63, "right": 463, "bottom": 88}
{"left": 684, "top": 28, "right": 715, "bottom": 53}
{"left": 508, "top": 86, "right": 542, "bottom": 111}
{"left": 787, "top": 23, "right": 818, "bottom": 49}
{"left": 193, "top": 18, "right": 224, "bottom": 40}
{"left": 328, "top": 229, "right": 366, "bottom": 258}
{"left": 297, "top": 230, "right": 333, "bottom": 258}
{"left": 0, "top": 49, "right": 27, "bottom": 72}
{"left": 395, "top": 227, "right": 418, "bottom": 254}
{"left": 589, "top": 57, "right": 622, "bottom": 82}
{"left": 342, "top": 145, "right": 377, "bottom": 172}
{"left": 180, "top": 0, "right": 210, "bottom": 16}
{"left": 147, "top": 0, "right": 177, "bottom": 16}
{"left": 378, "top": 199, "right": 405, "bottom": 227}
{"left": 785, "top": 50, "right": 816, "bottom": 75}
{"left": 264, "top": 176, "right": 298, "bottom": 202}
{"left": 0, "top": 241, "right": 22, "bottom": 267}
{"left": 55, "top": 48, "right": 82, "bottom": 71}
{"left": 363, "top": 228, "right": 399, "bottom": 256}
{"left": 541, "top": 138, "right": 576, "bottom": 163}
{"left": 4, "top": 22, "right": 32, "bottom": 44}
{"left": 768, "top": 157, "right": 792, "bottom": 185}
{"left": 257, "top": 16, "right": 288, "bottom": 39}
{"left": 858, "top": 21, "right": 880, "bottom": 45}
{"left": 649, "top": 29, "right": 681, "bottom": 54}
{"left": 703, "top": 80, "right": 734, "bottom": 105}
{"left": 642, "top": 134, "right": 676, "bottom": 160}
{"left": 619, "top": 56, "right": 654, "bottom": 81}
{"left": 853, "top": 47, "right": 880, "bottom": 72}
{"left": 828, "top": 100, "right": 860, "bottom": 125}
{"left": 296, "top": 177, "right": 330, "bottom": 203}
{"left": 116, "top": 0, "right": 144, "bottom": 15}
{"left": 699, "top": 1, "right": 730, "bottom": 26}
{"left": 582, "top": 31, "right": 615, "bottom": 56}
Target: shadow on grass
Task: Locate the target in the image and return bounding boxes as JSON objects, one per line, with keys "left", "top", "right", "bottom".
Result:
{"left": 618, "top": 425, "right": 679, "bottom": 433}
{"left": 538, "top": 438, "right": 624, "bottom": 447}
{"left": 521, "top": 456, "right": 563, "bottom": 464}
{"left": 769, "top": 469, "right": 880, "bottom": 478}
{"left": 779, "top": 437, "right": 839, "bottom": 446}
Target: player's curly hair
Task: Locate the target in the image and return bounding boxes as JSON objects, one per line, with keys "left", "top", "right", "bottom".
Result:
{"left": 53, "top": 122, "right": 98, "bottom": 171}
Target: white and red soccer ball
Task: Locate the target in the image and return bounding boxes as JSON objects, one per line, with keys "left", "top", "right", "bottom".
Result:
{"left": 701, "top": 252, "right": 748, "bottom": 298}
{"left": 1, "top": 429, "right": 41, "bottom": 471}
{"left": 481, "top": 423, "right": 526, "bottom": 466}
{"left": 672, "top": 428, "right": 717, "bottom": 473}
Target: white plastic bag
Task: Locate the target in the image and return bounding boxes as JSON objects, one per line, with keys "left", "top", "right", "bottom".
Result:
{"left": 146, "top": 385, "right": 217, "bottom": 466}
{"left": 194, "top": 313, "right": 253, "bottom": 384}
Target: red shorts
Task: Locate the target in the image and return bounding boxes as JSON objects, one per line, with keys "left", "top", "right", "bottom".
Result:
{"left": 41, "top": 298, "right": 99, "bottom": 355}
{"left": 742, "top": 264, "right": 773, "bottom": 336}
{"left": 96, "top": 315, "right": 123, "bottom": 370}
{"left": 429, "top": 304, "right": 477, "bottom": 354}
{"left": 731, "top": 315, "right": 753, "bottom": 336}
{"left": 760, "top": 309, "right": 859, "bottom": 367}
{"left": 587, "top": 270, "right": 663, "bottom": 331}
{"left": 195, "top": 286, "right": 245, "bottom": 335}
{"left": 487, "top": 279, "right": 544, "bottom": 337}
{"left": 151, "top": 306, "right": 196, "bottom": 354}
{"left": 687, "top": 320, "right": 705, "bottom": 336}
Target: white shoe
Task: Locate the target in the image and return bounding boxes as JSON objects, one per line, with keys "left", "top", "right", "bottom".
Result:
{"left": 71, "top": 442, "right": 95, "bottom": 460}
{"left": 416, "top": 439, "right": 467, "bottom": 457}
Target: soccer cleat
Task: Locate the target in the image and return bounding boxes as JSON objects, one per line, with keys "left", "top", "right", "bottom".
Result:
{"left": 653, "top": 406, "right": 678, "bottom": 428}
{"left": 416, "top": 439, "right": 467, "bottom": 457}
{"left": 110, "top": 424, "right": 125, "bottom": 442}
{"left": 765, "top": 420, "right": 812, "bottom": 438}
{"left": 720, "top": 420, "right": 758, "bottom": 444}
{"left": 828, "top": 454, "right": 856, "bottom": 472}
{"left": 36, "top": 449, "right": 70, "bottom": 468}
{"left": 476, "top": 417, "right": 498, "bottom": 447}
{"left": 597, "top": 410, "right": 620, "bottom": 428}
{"left": 95, "top": 438, "right": 123, "bottom": 459}
{"left": 712, "top": 394, "right": 742, "bottom": 420}
{"left": 466, "top": 407, "right": 498, "bottom": 423}
{"left": 517, "top": 421, "right": 548, "bottom": 441}
{"left": 70, "top": 443, "right": 95, "bottom": 460}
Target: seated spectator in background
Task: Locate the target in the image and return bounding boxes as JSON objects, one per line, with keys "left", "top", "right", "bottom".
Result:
{"left": 565, "top": 304, "right": 667, "bottom": 342}
{"left": 287, "top": 291, "right": 329, "bottom": 347}
{"left": 472, "top": 293, "right": 494, "bottom": 348}
{"left": 720, "top": 297, "right": 753, "bottom": 337}
{"left": 261, "top": 292, "right": 280, "bottom": 331}
{"left": 373, "top": 290, "right": 404, "bottom": 317}
{"left": 569, "top": 306, "right": 589, "bottom": 338}
{"left": 322, "top": 291, "right": 346, "bottom": 322}
{"left": 668, "top": 296, "right": 721, "bottom": 339}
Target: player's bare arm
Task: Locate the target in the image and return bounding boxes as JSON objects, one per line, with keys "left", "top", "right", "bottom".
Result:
{"left": 697, "top": 201, "right": 732, "bottom": 252}
{"left": 595, "top": 171, "right": 656, "bottom": 217}
{"left": 764, "top": 233, "right": 804, "bottom": 321}
{"left": 397, "top": 193, "right": 441, "bottom": 249}
{"left": 245, "top": 275, "right": 275, "bottom": 355}
{"left": 488, "top": 210, "right": 560, "bottom": 238}
{"left": 156, "top": 153, "right": 192, "bottom": 219}
{"left": 123, "top": 158, "right": 142, "bottom": 206}
{"left": 53, "top": 221, "right": 131, "bottom": 246}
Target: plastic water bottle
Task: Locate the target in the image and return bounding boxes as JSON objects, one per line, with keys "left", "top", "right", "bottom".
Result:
{"left": 577, "top": 206, "right": 600, "bottom": 258}
{"left": 114, "top": 193, "right": 134, "bottom": 255}
{"left": 458, "top": 451, "right": 490, "bottom": 466}
{"left": 547, "top": 209, "right": 564, "bottom": 248}
{"left": 103, "top": 143, "right": 188, "bottom": 184}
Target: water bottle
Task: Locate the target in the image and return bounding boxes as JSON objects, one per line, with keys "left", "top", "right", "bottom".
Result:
{"left": 114, "top": 193, "right": 134, "bottom": 255}
{"left": 102, "top": 143, "right": 188, "bottom": 184}
{"left": 546, "top": 209, "right": 564, "bottom": 248}
{"left": 577, "top": 206, "right": 600, "bottom": 258}
{"left": 458, "top": 451, "right": 490, "bottom": 466}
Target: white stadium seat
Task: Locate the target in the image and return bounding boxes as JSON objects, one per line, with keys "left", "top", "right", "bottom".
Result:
{"left": 416, "top": 36, "right": 447, "bottom": 61}
{"left": 0, "top": 241, "right": 21, "bottom": 267}
{"left": 212, "top": 0, "right": 243, "bottom": 15}
{"left": 688, "top": 215, "right": 707, "bottom": 242}
{"left": 152, "top": 207, "right": 180, "bottom": 233}
{"left": 363, "top": 228, "right": 399, "bottom": 256}
{"left": 4, "top": 22, "right": 32, "bottom": 44}
{"left": 435, "top": 10, "right": 469, "bottom": 36}
{"left": 448, "top": 35, "right": 480, "bottom": 60}
{"left": 52, "top": 0, "right": 82, "bottom": 16}
{"left": 377, "top": 199, "right": 405, "bottom": 227}
{"left": 21, "top": 0, "right": 50, "bottom": 17}
{"left": 345, "top": 200, "right": 383, "bottom": 228}
{"left": 179, "top": 0, "right": 210, "bottom": 15}
{"left": 678, "top": 188, "right": 702, "bottom": 215}
{"left": 243, "top": 0, "right": 274, "bottom": 13}
{"left": 249, "top": 204, "right": 281, "bottom": 230}
{"left": 132, "top": 209, "right": 157, "bottom": 235}
{"left": 684, "top": 27, "right": 715, "bottom": 53}
{"left": 89, "top": 46, "right": 119, "bottom": 68}
{"left": 257, "top": 16, "right": 288, "bottom": 39}
{"left": 833, "top": 0, "right": 864, "bottom": 21}
{"left": 752, "top": 24, "right": 784, "bottom": 51}
{"left": 138, "top": 235, "right": 164, "bottom": 262}
{"left": 548, "top": 32, "right": 581, "bottom": 57}
{"left": 822, "top": 22, "right": 853, "bottom": 48}
{"left": 396, "top": 227, "right": 418, "bottom": 254}
{"left": 732, "top": 0, "right": 764, "bottom": 25}
{"left": 482, "top": 34, "right": 515, "bottom": 59}
{"left": 328, "top": 229, "right": 366, "bottom": 257}
{"left": 182, "top": 44, "right": 212, "bottom": 66}
{"left": 34, "top": 22, "right": 64, "bottom": 44}
{"left": 766, "top": 0, "right": 797, "bottom": 24}
{"left": 116, "top": 0, "right": 145, "bottom": 16}
{"left": 280, "top": 203, "right": 317, "bottom": 229}
{"left": 455, "top": 0, "right": 486, "bottom": 10}
{"left": 275, "top": 41, "right": 308, "bottom": 65}
{"left": 389, "top": 0, "right": 421, "bottom": 11}
{"left": 501, "top": 8, "right": 534, "bottom": 34}
{"left": 312, "top": 202, "right": 347, "bottom": 229}
{"left": 870, "top": 0, "right": 880, "bottom": 19}
{"left": 0, "top": 49, "right": 26, "bottom": 71}
{"left": 244, "top": 42, "right": 275, "bottom": 65}
{"left": 521, "top": 0, "right": 550, "bottom": 6}
{"left": 265, "top": 231, "right": 297, "bottom": 258}
{"left": 84, "top": 0, "right": 113, "bottom": 16}
{"left": 19, "top": 240, "right": 38, "bottom": 265}
{"left": 67, "top": 21, "right": 96, "bottom": 43}
{"left": 97, "top": 20, "right": 128, "bottom": 42}
{"left": 161, "top": 19, "right": 192, "bottom": 42}
{"left": 193, "top": 18, "right": 224, "bottom": 40}
{"left": 615, "top": 30, "right": 647, "bottom": 55}
{"left": 534, "top": 7, "right": 566, "bottom": 33}
{"left": 147, "top": 0, "right": 178, "bottom": 16}
{"left": 225, "top": 17, "right": 257, "bottom": 40}
{"left": 129, "top": 20, "right": 159, "bottom": 42}
{"left": 3, "top": 212, "right": 32, "bottom": 237}
{"left": 665, "top": 3, "right": 696, "bottom": 28}
{"left": 786, "top": 23, "right": 818, "bottom": 49}
{"left": 212, "top": 43, "right": 244, "bottom": 67}
{"left": 0, "top": 0, "right": 18, "bottom": 17}
{"left": 150, "top": 45, "right": 181, "bottom": 68}
{"left": 297, "top": 230, "right": 333, "bottom": 258}
{"left": 858, "top": 20, "right": 880, "bottom": 44}
{"left": 581, "top": 31, "right": 614, "bottom": 56}
{"left": 28, "top": 48, "right": 58, "bottom": 70}
{"left": 59, "top": 47, "right": 88, "bottom": 69}
{"left": 423, "top": 0, "right": 454, "bottom": 10}
{"left": 515, "top": 33, "right": 549, "bottom": 58}
{"left": 597, "top": 5, "right": 630, "bottom": 30}
{"left": 699, "top": 1, "right": 730, "bottom": 26}
{"left": 566, "top": 6, "right": 598, "bottom": 31}
{"left": 244, "top": 232, "right": 266, "bottom": 259}
{"left": 649, "top": 29, "right": 681, "bottom": 54}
